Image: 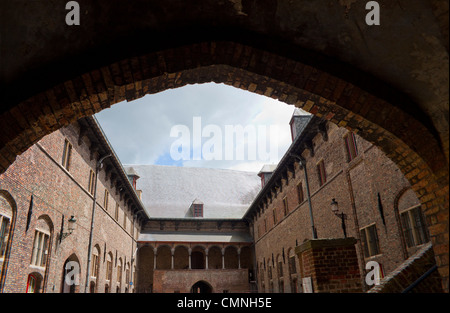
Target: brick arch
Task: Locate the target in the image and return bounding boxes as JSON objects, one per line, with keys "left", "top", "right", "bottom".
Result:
{"left": 0, "top": 40, "right": 447, "bottom": 291}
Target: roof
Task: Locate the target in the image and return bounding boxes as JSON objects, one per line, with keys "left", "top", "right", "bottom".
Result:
{"left": 123, "top": 165, "right": 261, "bottom": 219}
{"left": 258, "top": 164, "right": 278, "bottom": 175}
{"left": 138, "top": 231, "right": 253, "bottom": 243}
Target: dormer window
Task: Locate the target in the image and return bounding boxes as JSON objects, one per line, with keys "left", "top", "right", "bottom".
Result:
{"left": 190, "top": 199, "right": 204, "bottom": 217}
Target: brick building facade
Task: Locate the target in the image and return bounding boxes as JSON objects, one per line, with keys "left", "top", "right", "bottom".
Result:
{"left": 244, "top": 111, "right": 431, "bottom": 292}
{"left": 0, "top": 116, "right": 146, "bottom": 293}
{"left": 0, "top": 110, "right": 436, "bottom": 293}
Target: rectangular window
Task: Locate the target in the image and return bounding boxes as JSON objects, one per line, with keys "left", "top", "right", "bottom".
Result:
{"left": 104, "top": 190, "right": 109, "bottom": 210}
{"left": 88, "top": 170, "right": 95, "bottom": 195}
{"left": 115, "top": 203, "right": 119, "bottom": 221}
{"left": 289, "top": 256, "right": 297, "bottom": 274}
{"left": 123, "top": 212, "right": 127, "bottom": 229}
{"left": 30, "top": 230, "right": 50, "bottom": 267}
{"left": 91, "top": 254, "right": 99, "bottom": 278}
{"left": 400, "top": 206, "right": 429, "bottom": 248}
{"left": 62, "top": 139, "right": 72, "bottom": 171}
{"left": 264, "top": 218, "right": 267, "bottom": 233}
{"left": 317, "top": 160, "right": 327, "bottom": 186}
{"left": 272, "top": 209, "right": 277, "bottom": 225}
{"left": 193, "top": 204, "right": 203, "bottom": 217}
{"left": 0, "top": 215, "right": 11, "bottom": 259}
{"left": 360, "top": 224, "right": 381, "bottom": 258}
{"left": 283, "top": 198, "right": 288, "bottom": 216}
{"left": 278, "top": 261, "right": 283, "bottom": 277}
{"left": 344, "top": 133, "right": 358, "bottom": 162}
{"left": 297, "top": 182, "right": 304, "bottom": 204}
{"left": 106, "top": 260, "right": 112, "bottom": 281}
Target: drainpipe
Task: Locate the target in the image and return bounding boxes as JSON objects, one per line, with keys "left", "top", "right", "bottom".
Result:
{"left": 84, "top": 154, "right": 111, "bottom": 293}
{"left": 290, "top": 154, "right": 317, "bottom": 239}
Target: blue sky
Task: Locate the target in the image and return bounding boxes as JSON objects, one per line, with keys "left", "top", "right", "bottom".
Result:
{"left": 95, "top": 82, "right": 305, "bottom": 172}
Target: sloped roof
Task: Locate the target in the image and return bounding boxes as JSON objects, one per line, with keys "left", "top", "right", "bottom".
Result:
{"left": 124, "top": 165, "right": 261, "bottom": 219}
{"left": 138, "top": 231, "right": 253, "bottom": 243}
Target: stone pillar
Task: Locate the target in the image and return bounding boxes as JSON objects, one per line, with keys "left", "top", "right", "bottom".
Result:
{"left": 205, "top": 248, "right": 209, "bottom": 270}
{"left": 221, "top": 248, "right": 225, "bottom": 269}
{"left": 188, "top": 248, "right": 192, "bottom": 270}
{"left": 295, "top": 238, "right": 362, "bottom": 293}
{"left": 238, "top": 248, "right": 241, "bottom": 269}
{"left": 153, "top": 247, "right": 157, "bottom": 270}
{"left": 171, "top": 248, "right": 175, "bottom": 270}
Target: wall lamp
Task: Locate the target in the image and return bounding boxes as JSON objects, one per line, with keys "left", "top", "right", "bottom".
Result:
{"left": 59, "top": 215, "right": 77, "bottom": 242}
{"left": 331, "top": 198, "right": 347, "bottom": 238}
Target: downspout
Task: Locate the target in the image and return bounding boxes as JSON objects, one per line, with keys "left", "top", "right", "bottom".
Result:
{"left": 84, "top": 154, "right": 111, "bottom": 293}
{"left": 290, "top": 154, "right": 317, "bottom": 239}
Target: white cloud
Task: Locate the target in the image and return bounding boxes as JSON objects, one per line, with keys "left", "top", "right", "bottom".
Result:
{"left": 95, "top": 83, "right": 296, "bottom": 172}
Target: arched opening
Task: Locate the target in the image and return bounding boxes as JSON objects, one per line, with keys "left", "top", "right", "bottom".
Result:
{"left": 191, "top": 246, "right": 205, "bottom": 270}
{"left": 191, "top": 280, "right": 212, "bottom": 293}
{"left": 174, "top": 245, "right": 189, "bottom": 269}
{"left": 224, "top": 246, "right": 238, "bottom": 269}
{"left": 0, "top": 1, "right": 448, "bottom": 291}
{"left": 61, "top": 253, "right": 81, "bottom": 293}
{"left": 156, "top": 245, "right": 171, "bottom": 270}
{"left": 136, "top": 245, "right": 154, "bottom": 293}
{"left": 208, "top": 246, "right": 222, "bottom": 270}
{"left": 26, "top": 272, "right": 43, "bottom": 293}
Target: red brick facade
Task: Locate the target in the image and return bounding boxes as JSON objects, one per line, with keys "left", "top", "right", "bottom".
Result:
{"left": 246, "top": 118, "right": 433, "bottom": 292}
{"left": 0, "top": 117, "right": 144, "bottom": 293}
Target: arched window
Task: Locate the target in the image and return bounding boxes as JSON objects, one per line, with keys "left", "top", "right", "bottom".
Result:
{"left": 30, "top": 216, "right": 53, "bottom": 269}
{"left": 117, "top": 258, "right": 123, "bottom": 292}
{"left": 105, "top": 252, "right": 113, "bottom": 282}
{"left": 0, "top": 191, "right": 15, "bottom": 284}
{"left": 26, "top": 274, "right": 36, "bottom": 293}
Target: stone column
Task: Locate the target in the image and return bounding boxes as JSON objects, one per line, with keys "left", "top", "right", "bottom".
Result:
{"left": 188, "top": 248, "right": 192, "bottom": 270}
{"left": 153, "top": 247, "right": 157, "bottom": 270}
{"left": 295, "top": 238, "right": 362, "bottom": 293}
{"left": 221, "top": 248, "right": 225, "bottom": 269}
{"left": 171, "top": 248, "right": 175, "bottom": 270}
{"left": 205, "top": 248, "right": 209, "bottom": 270}
{"left": 238, "top": 248, "right": 241, "bottom": 269}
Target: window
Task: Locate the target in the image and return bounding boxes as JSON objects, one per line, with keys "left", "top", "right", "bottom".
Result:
{"left": 62, "top": 139, "right": 72, "bottom": 170}
{"left": 88, "top": 170, "right": 95, "bottom": 195}
{"left": 400, "top": 205, "right": 429, "bottom": 248}
{"left": 264, "top": 218, "right": 267, "bottom": 233}
{"left": 278, "top": 261, "right": 283, "bottom": 277}
{"left": 106, "top": 254, "right": 112, "bottom": 282}
{"left": 289, "top": 256, "right": 296, "bottom": 274}
{"left": 0, "top": 214, "right": 11, "bottom": 259}
{"left": 117, "top": 260, "right": 123, "bottom": 285}
{"left": 123, "top": 212, "right": 127, "bottom": 229}
{"left": 30, "top": 230, "right": 50, "bottom": 267}
{"left": 272, "top": 209, "right": 277, "bottom": 225}
{"left": 360, "top": 224, "right": 381, "bottom": 258}
{"left": 317, "top": 160, "right": 327, "bottom": 186}
{"left": 193, "top": 204, "right": 203, "bottom": 217}
{"left": 91, "top": 251, "right": 99, "bottom": 279}
{"left": 115, "top": 203, "right": 119, "bottom": 221}
{"left": 283, "top": 198, "right": 288, "bottom": 216}
{"left": 297, "top": 182, "right": 304, "bottom": 204}
{"left": 344, "top": 132, "right": 358, "bottom": 162}
{"left": 104, "top": 190, "right": 109, "bottom": 210}
{"left": 26, "top": 274, "right": 36, "bottom": 293}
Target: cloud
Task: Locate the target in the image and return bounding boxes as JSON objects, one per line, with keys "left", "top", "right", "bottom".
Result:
{"left": 95, "top": 83, "right": 296, "bottom": 172}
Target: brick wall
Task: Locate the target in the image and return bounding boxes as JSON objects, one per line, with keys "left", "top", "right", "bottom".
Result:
{"left": 295, "top": 238, "right": 362, "bottom": 293}
{"left": 252, "top": 121, "right": 428, "bottom": 292}
{"left": 0, "top": 121, "right": 142, "bottom": 293}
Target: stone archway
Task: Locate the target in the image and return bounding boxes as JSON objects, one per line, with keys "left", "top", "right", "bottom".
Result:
{"left": 0, "top": 1, "right": 448, "bottom": 291}
{"left": 191, "top": 280, "right": 213, "bottom": 293}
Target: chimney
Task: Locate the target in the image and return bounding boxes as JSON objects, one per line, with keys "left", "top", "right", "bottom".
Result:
{"left": 125, "top": 166, "right": 140, "bottom": 190}
{"left": 289, "top": 108, "right": 313, "bottom": 141}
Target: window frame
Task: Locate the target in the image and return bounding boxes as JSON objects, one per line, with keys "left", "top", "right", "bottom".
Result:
{"left": 344, "top": 132, "right": 358, "bottom": 162}
{"left": 317, "top": 160, "right": 327, "bottom": 186}
{"left": 360, "top": 223, "right": 381, "bottom": 258}
{"left": 62, "top": 139, "right": 72, "bottom": 171}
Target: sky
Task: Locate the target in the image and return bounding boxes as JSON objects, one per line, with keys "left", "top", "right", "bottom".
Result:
{"left": 95, "top": 82, "right": 307, "bottom": 173}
